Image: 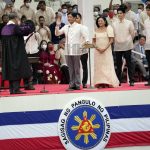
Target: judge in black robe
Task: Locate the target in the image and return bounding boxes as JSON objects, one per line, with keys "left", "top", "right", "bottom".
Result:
{"left": 0, "top": 14, "right": 9, "bottom": 67}
{"left": 1, "top": 13, "right": 35, "bottom": 94}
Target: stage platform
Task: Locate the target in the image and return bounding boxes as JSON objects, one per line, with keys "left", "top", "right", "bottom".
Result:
{"left": 0, "top": 83, "right": 150, "bottom": 150}
{"left": 1, "top": 82, "right": 150, "bottom": 97}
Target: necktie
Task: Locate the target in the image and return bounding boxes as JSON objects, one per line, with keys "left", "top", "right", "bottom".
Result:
{"left": 141, "top": 46, "right": 144, "bottom": 54}
{"left": 140, "top": 46, "right": 144, "bottom": 59}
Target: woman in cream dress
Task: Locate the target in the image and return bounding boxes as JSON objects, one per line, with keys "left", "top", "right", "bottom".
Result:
{"left": 93, "top": 16, "right": 119, "bottom": 88}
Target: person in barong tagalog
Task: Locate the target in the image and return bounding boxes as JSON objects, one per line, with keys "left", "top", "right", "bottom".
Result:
{"left": 1, "top": 12, "right": 35, "bottom": 94}
{"left": 55, "top": 12, "right": 89, "bottom": 91}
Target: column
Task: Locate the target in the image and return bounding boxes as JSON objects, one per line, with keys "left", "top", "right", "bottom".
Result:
{"left": 78, "top": 0, "right": 95, "bottom": 41}
{"left": 78, "top": 0, "right": 95, "bottom": 85}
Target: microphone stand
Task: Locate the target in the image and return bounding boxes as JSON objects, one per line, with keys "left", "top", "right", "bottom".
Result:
{"left": 40, "top": 52, "right": 48, "bottom": 93}
{"left": 88, "top": 46, "right": 95, "bottom": 89}
{"left": 81, "top": 43, "right": 96, "bottom": 89}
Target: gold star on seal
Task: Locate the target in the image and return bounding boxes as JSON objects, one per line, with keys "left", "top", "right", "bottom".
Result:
{"left": 71, "top": 111, "right": 100, "bottom": 144}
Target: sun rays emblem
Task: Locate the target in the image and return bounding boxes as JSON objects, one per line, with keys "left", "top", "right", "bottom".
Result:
{"left": 58, "top": 98, "right": 111, "bottom": 150}
{"left": 71, "top": 111, "right": 100, "bottom": 144}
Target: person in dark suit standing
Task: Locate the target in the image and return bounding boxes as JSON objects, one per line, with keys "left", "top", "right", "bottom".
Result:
{"left": 132, "top": 35, "right": 148, "bottom": 80}
{"left": 1, "top": 12, "right": 35, "bottom": 94}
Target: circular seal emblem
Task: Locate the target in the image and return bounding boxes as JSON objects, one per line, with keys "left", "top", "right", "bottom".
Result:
{"left": 58, "top": 97, "right": 111, "bottom": 150}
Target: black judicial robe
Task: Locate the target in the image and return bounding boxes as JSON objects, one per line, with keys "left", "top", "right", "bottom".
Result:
{"left": 1, "top": 22, "right": 34, "bottom": 80}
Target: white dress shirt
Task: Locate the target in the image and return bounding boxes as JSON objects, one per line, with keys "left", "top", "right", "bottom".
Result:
{"left": 36, "top": 25, "right": 51, "bottom": 42}
{"left": 125, "top": 10, "right": 138, "bottom": 31}
{"left": 36, "top": 6, "right": 55, "bottom": 26}
{"left": 20, "top": 5, "right": 36, "bottom": 23}
{"left": 113, "top": 19, "right": 135, "bottom": 51}
{"left": 140, "top": 10, "right": 148, "bottom": 29}
{"left": 56, "top": 22, "right": 89, "bottom": 55}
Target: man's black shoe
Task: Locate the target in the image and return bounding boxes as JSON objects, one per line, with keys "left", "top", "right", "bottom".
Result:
{"left": 66, "top": 87, "right": 75, "bottom": 91}
{"left": 11, "top": 90, "right": 26, "bottom": 94}
{"left": 83, "top": 84, "right": 87, "bottom": 88}
{"left": 129, "top": 82, "right": 134, "bottom": 86}
{"left": 25, "top": 85, "right": 35, "bottom": 90}
{"left": 75, "top": 86, "right": 81, "bottom": 90}
{"left": 145, "top": 82, "right": 150, "bottom": 86}
{"left": 143, "top": 76, "right": 149, "bottom": 81}
{"left": 10, "top": 91, "right": 13, "bottom": 94}
{"left": 10, "top": 90, "right": 14, "bottom": 94}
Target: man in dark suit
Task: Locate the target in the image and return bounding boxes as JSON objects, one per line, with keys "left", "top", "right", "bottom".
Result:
{"left": 132, "top": 35, "right": 148, "bottom": 80}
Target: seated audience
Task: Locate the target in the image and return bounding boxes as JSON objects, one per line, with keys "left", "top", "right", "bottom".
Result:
{"left": 38, "top": 40, "right": 61, "bottom": 84}
{"left": 132, "top": 35, "right": 148, "bottom": 80}
{"left": 36, "top": 16, "right": 51, "bottom": 42}
{"left": 20, "top": 0, "right": 36, "bottom": 23}
{"left": 35, "top": 0, "right": 55, "bottom": 26}
{"left": 0, "top": 0, "right": 21, "bottom": 19}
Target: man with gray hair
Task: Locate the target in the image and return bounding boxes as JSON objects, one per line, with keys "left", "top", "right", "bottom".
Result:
{"left": 49, "top": 12, "right": 65, "bottom": 46}
{"left": 1, "top": 12, "right": 35, "bottom": 94}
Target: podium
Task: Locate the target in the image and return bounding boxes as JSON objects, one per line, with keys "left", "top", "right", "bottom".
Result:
{"left": 82, "top": 43, "right": 96, "bottom": 89}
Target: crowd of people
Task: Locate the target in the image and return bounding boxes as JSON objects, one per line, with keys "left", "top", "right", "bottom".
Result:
{"left": 93, "top": 0, "right": 150, "bottom": 88}
{"left": 0, "top": 0, "right": 150, "bottom": 94}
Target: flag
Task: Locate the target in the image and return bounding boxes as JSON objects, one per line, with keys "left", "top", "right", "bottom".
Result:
{"left": 0, "top": 104, "right": 150, "bottom": 150}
